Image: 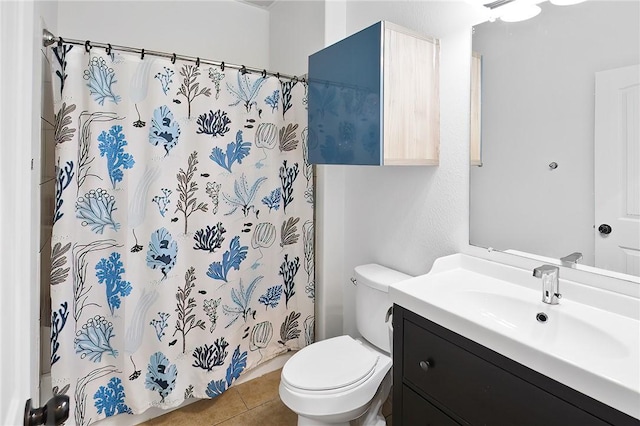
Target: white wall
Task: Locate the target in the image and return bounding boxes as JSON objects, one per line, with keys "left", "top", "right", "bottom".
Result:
{"left": 331, "top": 2, "right": 485, "bottom": 336}
{"left": 470, "top": 1, "right": 640, "bottom": 267}
{"left": 268, "top": 1, "right": 349, "bottom": 340}
{"left": 266, "top": 0, "right": 481, "bottom": 341}
{"left": 35, "top": 0, "right": 59, "bottom": 402}
{"left": 269, "top": 1, "right": 487, "bottom": 340}
{"left": 268, "top": 0, "right": 325, "bottom": 76}
{"left": 57, "top": 0, "right": 270, "bottom": 69}
{"left": 37, "top": 0, "right": 57, "bottom": 33}
{"left": 314, "top": 1, "right": 349, "bottom": 341}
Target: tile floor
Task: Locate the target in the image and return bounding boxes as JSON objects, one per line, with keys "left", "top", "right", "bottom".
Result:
{"left": 140, "top": 369, "right": 295, "bottom": 426}
{"left": 140, "top": 368, "right": 393, "bottom": 426}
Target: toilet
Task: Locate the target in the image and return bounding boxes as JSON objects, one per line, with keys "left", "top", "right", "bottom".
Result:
{"left": 279, "top": 264, "right": 411, "bottom": 426}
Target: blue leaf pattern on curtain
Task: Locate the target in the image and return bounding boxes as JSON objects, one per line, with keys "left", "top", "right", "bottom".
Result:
{"left": 97, "top": 125, "right": 135, "bottom": 189}
{"left": 149, "top": 105, "right": 181, "bottom": 156}
{"left": 84, "top": 56, "right": 121, "bottom": 105}
{"left": 49, "top": 45, "right": 313, "bottom": 425}
{"left": 95, "top": 252, "right": 132, "bottom": 314}
{"left": 146, "top": 227, "right": 178, "bottom": 280}
{"left": 93, "top": 377, "right": 132, "bottom": 417}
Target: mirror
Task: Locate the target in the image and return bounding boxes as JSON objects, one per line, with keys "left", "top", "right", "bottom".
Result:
{"left": 470, "top": 1, "right": 640, "bottom": 280}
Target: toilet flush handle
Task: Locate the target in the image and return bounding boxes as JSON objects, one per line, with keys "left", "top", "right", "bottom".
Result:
{"left": 350, "top": 277, "right": 357, "bottom": 286}
{"left": 385, "top": 306, "right": 394, "bottom": 358}
{"left": 385, "top": 306, "right": 393, "bottom": 333}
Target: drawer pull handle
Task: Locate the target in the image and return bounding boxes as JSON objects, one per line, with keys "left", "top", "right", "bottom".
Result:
{"left": 419, "top": 360, "right": 432, "bottom": 372}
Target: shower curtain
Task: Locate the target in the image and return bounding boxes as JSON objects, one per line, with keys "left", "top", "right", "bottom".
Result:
{"left": 48, "top": 43, "right": 314, "bottom": 425}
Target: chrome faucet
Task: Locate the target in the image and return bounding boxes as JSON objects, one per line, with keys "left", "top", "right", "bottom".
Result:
{"left": 532, "top": 265, "right": 561, "bottom": 305}
{"left": 560, "top": 252, "right": 583, "bottom": 268}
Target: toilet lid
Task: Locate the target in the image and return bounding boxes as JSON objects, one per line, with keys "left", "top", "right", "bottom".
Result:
{"left": 282, "top": 335, "right": 379, "bottom": 391}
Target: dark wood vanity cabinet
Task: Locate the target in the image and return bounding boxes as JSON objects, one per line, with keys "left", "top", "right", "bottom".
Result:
{"left": 392, "top": 305, "right": 640, "bottom": 426}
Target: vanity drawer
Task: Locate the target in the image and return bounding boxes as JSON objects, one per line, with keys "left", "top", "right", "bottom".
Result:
{"left": 402, "top": 385, "right": 460, "bottom": 426}
{"left": 402, "top": 318, "right": 609, "bottom": 426}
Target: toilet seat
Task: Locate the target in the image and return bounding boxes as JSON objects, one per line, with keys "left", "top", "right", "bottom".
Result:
{"left": 279, "top": 336, "right": 393, "bottom": 423}
{"left": 281, "top": 335, "right": 379, "bottom": 392}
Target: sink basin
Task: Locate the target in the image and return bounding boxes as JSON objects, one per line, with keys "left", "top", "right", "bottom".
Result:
{"left": 389, "top": 253, "right": 640, "bottom": 419}
{"left": 453, "top": 288, "right": 630, "bottom": 360}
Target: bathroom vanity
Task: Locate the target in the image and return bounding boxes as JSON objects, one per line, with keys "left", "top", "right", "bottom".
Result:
{"left": 389, "top": 254, "right": 640, "bottom": 425}
{"left": 393, "top": 306, "right": 637, "bottom": 425}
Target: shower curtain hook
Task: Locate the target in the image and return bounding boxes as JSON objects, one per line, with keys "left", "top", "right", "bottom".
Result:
{"left": 171, "top": 53, "right": 177, "bottom": 64}
{"left": 276, "top": 72, "right": 280, "bottom": 80}
{"left": 220, "top": 62, "right": 225, "bottom": 71}
{"left": 262, "top": 69, "right": 267, "bottom": 78}
{"left": 240, "top": 65, "right": 247, "bottom": 75}
{"left": 196, "top": 57, "right": 201, "bottom": 67}
{"left": 84, "top": 40, "right": 91, "bottom": 53}
{"left": 293, "top": 76, "right": 299, "bottom": 84}
{"left": 106, "top": 43, "right": 112, "bottom": 56}
{"left": 57, "top": 37, "right": 63, "bottom": 48}
{"left": 140, "top": 49, "right": 145, "bottom": 60}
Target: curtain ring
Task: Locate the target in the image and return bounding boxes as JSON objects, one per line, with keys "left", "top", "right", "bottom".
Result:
{"left": 240, "top": 65, "right": 247, "bottom": 75}
{"left": 293, "top": 76, "right": 299, "bottom": 84}
{"left": 140, "top": 48, "right": 145, "bottom": 60}
{"left": 106, "top": 43, "right": 112, "bottom": 56}
{"left": 262, "top": 69, "right": 267, "bottom": 79}
{"left": 196, "top": 57, "right": 200, "bottom": 67}
{"left": 84, "top": 40, "right": 91, "bottom": 52}
{"left": 220, "top": 61, "right": 225, "bottom": 71}
{"left": 57, "top": 37, "right": 63, "bottom": 48}
{"left": 301, "top": 77, "right": 306, "bottom": 84}
{"left": 171, "top": 53, "right": 176, "bottom": 64}
{"left": 276, "top": 72, "right": 280, "bottom": 80}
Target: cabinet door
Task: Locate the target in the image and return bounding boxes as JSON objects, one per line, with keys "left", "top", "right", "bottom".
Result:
{"left": 307, "top": 21, "right": 440, "bottom": 166}
{"left": 403, "top": 319, "right": 610, "bottom": 426}
{"left": 402, "top": 385, "right": 460, "bottom": 426}
{"left": 383, "top": 23, "right": 440, "bottom": 165}
{"left": 307, "top": 22, "right": 382, "bottom": 165}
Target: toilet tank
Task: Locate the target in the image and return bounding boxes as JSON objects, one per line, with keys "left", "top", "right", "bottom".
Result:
{"left": 354, "top": 264, "right": 412, "bottom": 353}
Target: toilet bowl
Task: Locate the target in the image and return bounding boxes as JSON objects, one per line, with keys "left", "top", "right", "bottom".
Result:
{"left": 279, "top": 264, "right": 411, "bottom": 426}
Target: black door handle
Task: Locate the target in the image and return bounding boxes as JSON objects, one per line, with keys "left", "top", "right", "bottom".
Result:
{"left": 598, "top": 224, "right": 612, "bottom": 235}
{"left": 24, "top": 395, "right": 69, "bottom": 426}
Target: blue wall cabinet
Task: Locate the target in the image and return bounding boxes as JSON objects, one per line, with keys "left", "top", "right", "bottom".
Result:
{"left": 307, "top": 21, "right": 440, "bottom": 165}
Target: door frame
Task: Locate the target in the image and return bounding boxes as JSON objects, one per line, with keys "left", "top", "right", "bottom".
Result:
{"left": 0, "top": 1, "right": 41, "bottom": 424}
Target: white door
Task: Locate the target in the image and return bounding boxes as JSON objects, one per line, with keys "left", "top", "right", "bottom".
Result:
{"left": 0, "top": 2, "right": 41, "bottom": 425}
{"left": 594, "top": 64, "right": 640, "bottom": 276}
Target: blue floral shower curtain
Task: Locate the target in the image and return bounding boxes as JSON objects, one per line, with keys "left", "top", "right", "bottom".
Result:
{"left": 48, "top": 43, "right": 314, "bottom": 425}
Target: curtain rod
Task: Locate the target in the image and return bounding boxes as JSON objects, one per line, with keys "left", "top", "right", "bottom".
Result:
{"left": 42, "top": 29, "right": 304, "bottom": 83}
